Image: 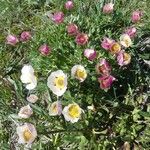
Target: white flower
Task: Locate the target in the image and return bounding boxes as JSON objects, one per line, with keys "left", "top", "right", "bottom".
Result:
{"left": 27, "top": 94, "right": 38, "bottom": 103}
{"left": 21, "top": 65, "right": 34, "bottom": 75}
{"left": 49, "top": 101, "right": 62, "bottom": 116}
{"left": 62, "top": 103, "right": 82, "bottom": 123}
{"left": 20, "top": 65, "right": 37, "bottom": 90}
{"left": 120, "top": 34, "right": 132, "bottom": 48}
{"left": 18, "top": 105, "right": 33, "bottom": 119}
{"left": 71, "top": 65, "right": 87, "bottom": 82}
{"left": 47, "top": 70, "right": 67, "bottom": 96}
{"left": 16, "top": 123, "right": 37, "bottom": 145}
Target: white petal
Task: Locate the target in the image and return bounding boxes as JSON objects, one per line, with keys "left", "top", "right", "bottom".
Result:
{"left": 21, "top": 65, "right": 34, "bottom": 75}
{"left": 26, "top": 75, "right": 37, "bottom": 90}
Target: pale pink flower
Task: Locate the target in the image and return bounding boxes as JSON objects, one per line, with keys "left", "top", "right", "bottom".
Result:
{"left": 65, "top": 1, "right": 74, "bottom": 10}
{"left": 96, "top": 59, "right": 111, "bottom": 75}
{"left": 103, "top": 3, "right": 114, "bottom": 14}
{"left": 117, "top": 51, "right": 131, "bottom": 66}
{"left": 16, "top": 123, "right": 37, "bottom": 145}
{"left": 20, "top": 31, "right": 31, "bottom": 42}
{"left": 131, "top": 10, "right": 142, "bottom": 23}
{"left": 49, "top": 101, "right": 62, "bottom": 116}
{"left": 75, "top": 33, "right": 88, "bottom": 45}
{"left": 6, "top": 34, "right": 19, "bottom": 46}
{"left": 67, "top": 24, "right": 78, "bottom": 36}
{"left": 125, "top": 27, "right": 136, "bottom": 38}
{"left": 18, "top": 105, "right": 33, "bottom": 119}
{"left": 98, "top": 75, "right": 116, "bottom": 90}
{"left": 52, "top": 12, "right": 64, "bottom": 24}
{"left": 27, "top": 94, "right": 38, "bottom": 103}
{"left": 101, "top": 37, "right": 114, "bottom": 50}
{"left": 84, "top": 49, "right": 97, "bottom": 61}
{"left": 39, "top": 44, "right": 51, "bottom": 55}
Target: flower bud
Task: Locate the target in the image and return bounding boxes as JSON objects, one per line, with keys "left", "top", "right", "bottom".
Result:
{"left": 39, "top": 44, "right": 51, "bottom": 55}
{"left": 20, "top": 31, "right": 31, "bottom": 42}
{"left": 103, "top": 3, "right": 114, "bottom": 14}
{"left": 65, "top": 1, "right": 74, "bottom": 10}
{"left": 131, "top": 10, "right": 142, "bottom": 23}
{"left": 52, "top": 12, "right": 64, "bottom": 24}
{"left": 75, "top": 33, "right": 88, "bottom": 45}
{"left": 67, "top": 24, "right": 78, "bottom": 36}
{"left": 84, "top": 49, "right": 97, "bottom": 61}
{"left": 6, "top": 34, "right": 18, "bottom": 46}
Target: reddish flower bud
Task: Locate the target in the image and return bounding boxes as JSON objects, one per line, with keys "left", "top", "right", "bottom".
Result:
{"left": 67, "top": 24, "right": 78, "bottom": 36}
{"left": 20, "top": 31, "right": 32, "bottom": 42}
{"left": 98, "top": 75, "right": 116, "bottom": 90}
{"left": 65, "top": 1, "right": 74, "bottom": 10}
{"left": 52, "top": 12, "right": 64, "bottom": 24}
{"left": 6, "top": 34, "right": 18, "bottom": 46}
{"left": 39, "top": 44, "right": 51, "bottom": 55}
{"left": 75, "top": 33, "right": 88, "bottom": 45}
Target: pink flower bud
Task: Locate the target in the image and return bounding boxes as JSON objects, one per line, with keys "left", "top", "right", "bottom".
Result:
{"left": 75, "top": 33, "right": 88, "bottom": 45}
{"left": 84, "top": 49, "right": 97, "bottom": 61}
{"left": 65, "top": 1, "right": 74, "bottom": 10}
{"left": 96, "top": 59, "right": 111, "bottom": 75}
{"left": 67, "top": 24, "right": 78, "bottom": 36}
{"left": 103, "top": 3, "right": 114, "bottom": 14}
{"left": 27, "top": 94, "right": 38, "bottom": 103}
{"left": 117, "top": 51, "right": 131, "bottom": 66}
{"left": 6, "top": 34, "right": 18, "bottom": 46}
{"left": 98, "top": 75, "right": 116, "bottom": 90}
{"left": 101, "top": 37, "right": 114, "bottom": 50}
{"left": 131, "top": 10, "right": 142, "bottom": 23}
{"left": 20, "top": 31, "right": 31, "bottom": 42}
{"left": 39, "top": 44, "right": 51, "bottom": 55}
{"left": 125, "top": 27, "right": 136, "bottom": 38}
{"left": 52, "top": 12, "right": 64, "bottom": 24}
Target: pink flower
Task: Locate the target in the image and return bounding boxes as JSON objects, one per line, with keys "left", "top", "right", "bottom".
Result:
{"left": 131, "top": 10, "right": 142, "bottom": 23}
{"left": 103, "top": 3, "right": 114, "bottom": 14}
{"left": 96, "top": 59, "right": 111, "bottom": 75}
{"left": 67, "top": 24, "right": 78, "bottom": 36}
{"left": 75, "top": 33, "right": 88, "bottom": 45}
{"left": 125, "top": 27, "right": 136, "bottom": 38}
{"left": 65, "top": 1, "right": 74, "bottom": 10}
{"left": 98, "top": 75, "right": 116, "bottom": 90}
{"left": 39, "top": 44, "right": 51, "bottom": 55}
{"left": 117, "top": 51, "right": 131, "bottom": 66}
{"left": 101, "top": 37, "right": 114, "bottom": 50}
{"left": 52, "top": 12, "right": 64, "bottom": 24}
{"left": 84, "top": 49, "right": 97, "bottom": 61}
{"left": 6, "top": 34, "right": 19, "bottom": 46}
{"left": 20, "top": 31, "right": 31, "bottom": 42}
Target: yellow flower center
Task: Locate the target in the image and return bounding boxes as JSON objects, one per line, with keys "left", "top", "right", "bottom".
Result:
{"left": 52, "top": 103, "right": 57, "bottom": 113}
{"left": 123, "top": 53, "right": 131, "bottom": 62}
{"left": 54, "top": 76, "right": 65, "bottom": 89}
{"left": 124, "top": 39, "right": 130, "bottom": 47}
{"left": 68, "top": 104, "right": 80, "bottom": 118}
{"left": 23, "top": 129, "right": 32, "bottom": 142}
{"left": 110, "top": 43, "right": 121, "bottom": 54}
{"left": 76, "top": 69, "right": 86, "bottom": 79}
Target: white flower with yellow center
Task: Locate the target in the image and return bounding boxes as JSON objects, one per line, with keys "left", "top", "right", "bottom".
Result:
{"left": 18, "top": 105, "right": 33, "bottom": 119}
{"left": 49, "top": 101, "right": 62, "bottom": 116}
{"left": 62, "top": 103, "right": 82, "bottom": 123}
{"left": 120, "top": 34, "right": 132, "bottom": 48}
{"left": 20, "top": 65, "right": 37, "bottom": 90}
{"left": 47, "top": 70, "right": 67, "bottom": 96}
{"left": 16, "top": 123, "right": 37, "bottom": 145}
{"left": 71, "top": 65, "right": 87, "bottom": 82}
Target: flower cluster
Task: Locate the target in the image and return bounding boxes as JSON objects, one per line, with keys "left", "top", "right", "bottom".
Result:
{"left": 5, "top": 0, "right": 144, "bottom": 147}
{"left": 6, "top": 31, "right": 31, "bottom": 46}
